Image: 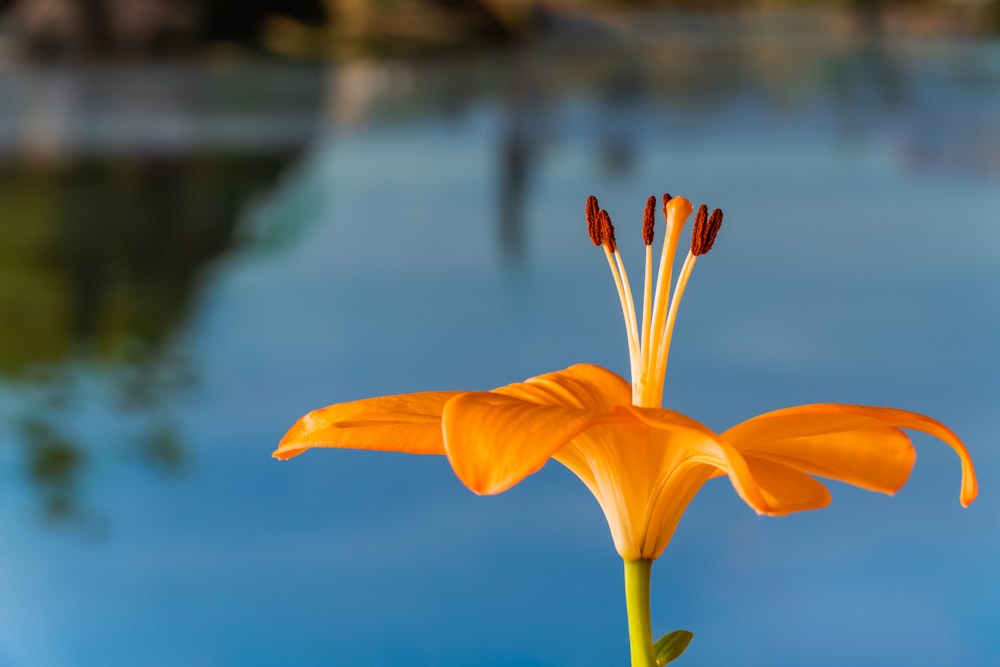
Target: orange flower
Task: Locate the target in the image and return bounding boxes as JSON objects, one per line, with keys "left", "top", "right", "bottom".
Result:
{"left": 275, "top": 195, "right": 977, "bottom": 563}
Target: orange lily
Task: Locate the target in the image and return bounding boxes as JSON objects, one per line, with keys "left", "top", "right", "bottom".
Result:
{"left": 275, "top": 193, "right": 976, "bottom": 666}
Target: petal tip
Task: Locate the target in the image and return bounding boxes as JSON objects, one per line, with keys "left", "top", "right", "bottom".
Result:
{"left": 960, "top": 484, "right": 978, "bottom": 508}
{"left": 272, "top": 444, "right": 306, "bottom": 460}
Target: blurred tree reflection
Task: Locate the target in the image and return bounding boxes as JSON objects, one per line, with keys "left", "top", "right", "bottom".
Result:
{"left": 0, "top": 151, "right": 295, "bottom": 529}
{"left": 20, "top": 417, "right": 82, "bottom": 522}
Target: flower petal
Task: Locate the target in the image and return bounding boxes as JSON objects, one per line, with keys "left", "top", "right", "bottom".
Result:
{"left": 440, "top": 364, "right": 634, "bottom": 496}
{"left": 638, "top": 465, "right": 716, "bottom": 560}
{"left": 552, "top": 421, "right": 655, "bottom": 560}
{"left": 741, "top": 429, "right": 914, "bottom": 496}
{"left": 621, "top": 405, "right": 772, "bottom": 515}
{"left": 723, "top": 404, "right": 977, "bottom": 507}
{"left": 639, "top": 456, "right": 832, "bottom": 558}
{"left": 442, "top": 391, "right": 627, "bottom": 495}
{"left": 494, "top": 363, "right": 632, "bottom": 411}
{"left": 742, "top": 458, "right": 832, "bottom": 514}
{"left": 273, "top": 392, "right": 460, "bottom": 460}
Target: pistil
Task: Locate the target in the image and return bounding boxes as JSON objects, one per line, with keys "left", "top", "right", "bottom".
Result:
{"left": 640, "top": 196, "right": 692, "bottom": 406}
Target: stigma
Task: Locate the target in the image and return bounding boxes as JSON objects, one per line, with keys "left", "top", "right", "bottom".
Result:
{"left": 585, "top": 193, "right": 724, "bottom": 408}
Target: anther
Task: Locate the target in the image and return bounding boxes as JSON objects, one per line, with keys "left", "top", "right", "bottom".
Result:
{"left": 599, "top": 209, "right": 617, "bottom": 252}
{"left": 707, "top": 207, "right": 723, "bottom": 247}
{"left": 586, "top": 195, "right": 602, "bottom": 246}
{"left": 691, "top": 205, "right": 724, "bottom": 256}
{"left": 661, "top": 193, "right": 672, "bottom": 210}
{"left": 642, "top": 196, "right": 656, "bottom": 246}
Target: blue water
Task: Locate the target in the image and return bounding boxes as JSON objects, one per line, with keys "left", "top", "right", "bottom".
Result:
{"left": 0, "top": 25, "right": 998, "bottom": 667}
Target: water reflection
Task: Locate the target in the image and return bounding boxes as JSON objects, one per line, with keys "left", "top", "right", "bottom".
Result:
{"left": 317, "top": 20, "right": 1000, "bottom": 271}
{"left": 0, "top": 148, "right": 315, "bottom": 527}
{"left": 19, "top": 417, "right": 82, "bottom": 521}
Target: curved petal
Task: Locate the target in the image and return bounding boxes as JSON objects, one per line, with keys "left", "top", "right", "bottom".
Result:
{"left": 553, "top": 422, "right": 655, "bottom": 560}
{"left": 742, "top": 458, "right": 832, "bottom": 514}
{"left": 640, "top": 455, "right": 832, "bottom": 559}
{"left": 607, "top": 406, "right": 776, "bottom": 559}
{"left": 273, "top": 391, "right": 459, "bottom": 460}
{"left": 723, "top": 404, "right": 977, "bottom": 507}
{"left": 741, "top": 429, "right": 915, "bottom": 496}
{"left": 639, "top": 463, "right": 716, "bottom": 560}
{"left": 495, "top": 363, "right": 632, "bottom": 411}
{"left": 621, "top": 405, "right": 771, "bottom": 515}
{"left": 442, "top": 391, "right": 630, "bottom": 495}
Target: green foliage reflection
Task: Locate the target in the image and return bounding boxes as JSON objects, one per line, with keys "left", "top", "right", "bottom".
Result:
{"left": 0, "top": 152, "right": 292, "bottom": 528}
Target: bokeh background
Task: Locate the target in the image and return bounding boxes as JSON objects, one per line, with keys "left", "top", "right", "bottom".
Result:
{"left": 0, "top": 1, "right": 997, "bottom": 665}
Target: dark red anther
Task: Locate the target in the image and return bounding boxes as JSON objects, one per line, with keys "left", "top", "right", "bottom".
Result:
{"left": 642, "top": 196, "right": 656, "bottom": 246}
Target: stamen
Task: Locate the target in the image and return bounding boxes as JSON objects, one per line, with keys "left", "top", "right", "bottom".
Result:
{"left": 707, "top": 208, "right": 724, "bottom": 252}
{"left": 690, "top": 204, "right": 709, "bottom": 253}
{"left": 585, "top": 192, "right": 719, "bottom": 407}
{"left": 599, "top": 210, "right": 617, "bottom": 253}
{"left": 640, "top": 197, "right": 656, "bottom": 375}
{"left": 652, "top": 251, "right": 697, "bottom": 400}
{"left": 586, "top": 195, "right": 602, "bottom": 246}
{"left": 691, "top": 206, "right": 724, "bottom": 256}
{"left": 642, "top": 196, "right": 656, "bottom": 246}
{"left": 652, "top": 205, "right": 725, "bottom": 402}
{"left": 592, "top": 205, "right": 640, "bottom": 383}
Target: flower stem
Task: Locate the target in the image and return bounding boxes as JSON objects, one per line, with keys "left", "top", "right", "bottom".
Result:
{"left": 624, "top": 558, "right": 656, "bottom": 667}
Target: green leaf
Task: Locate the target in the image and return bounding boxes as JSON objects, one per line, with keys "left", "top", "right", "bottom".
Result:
{"left": 654, "top": 629, "right": 693, "bottom": 666}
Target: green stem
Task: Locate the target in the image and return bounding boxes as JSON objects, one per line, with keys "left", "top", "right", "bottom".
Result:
{"left": 624, "top": 558, "right": 656, "bottom": 667}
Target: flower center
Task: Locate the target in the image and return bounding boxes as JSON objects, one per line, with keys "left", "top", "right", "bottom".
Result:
{"left": 586, "top": 193, "right": 724, "bottom": 408}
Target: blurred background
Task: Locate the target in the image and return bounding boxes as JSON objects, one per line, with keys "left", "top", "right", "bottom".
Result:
{"left": 0, "top": 1, "right": 997, "bottom": 665}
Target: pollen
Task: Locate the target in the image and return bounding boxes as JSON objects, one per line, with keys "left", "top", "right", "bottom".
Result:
{"left": 642, "top": 196, "right": 656, "bottom": 246}
{"left": 599, "top": 209, "right": 617, "bottom": 253}
{"left": 586, "top": 195, "right": 602, "bottom": 246}
{"left": 691, "top": 206, "right": 724, "bottom": 256}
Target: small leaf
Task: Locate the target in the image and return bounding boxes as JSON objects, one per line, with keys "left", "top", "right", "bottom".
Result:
{"left": 654, "top": 629, "right": 693, "bottom": 665}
